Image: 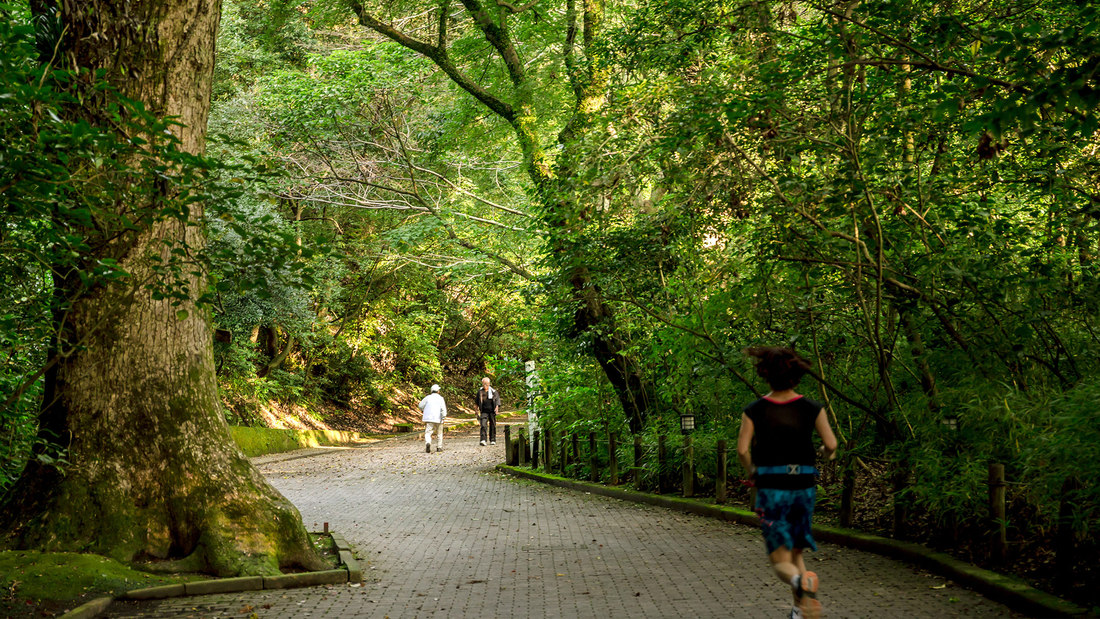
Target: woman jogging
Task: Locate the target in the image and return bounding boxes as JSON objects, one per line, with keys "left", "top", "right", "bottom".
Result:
{"left": 737, "top": 347, "right": 838, "bottom": 619}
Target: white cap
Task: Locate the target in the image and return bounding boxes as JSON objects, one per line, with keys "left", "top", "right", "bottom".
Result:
{"left": 431, "top": 384, "right": 440, "bottom": 392}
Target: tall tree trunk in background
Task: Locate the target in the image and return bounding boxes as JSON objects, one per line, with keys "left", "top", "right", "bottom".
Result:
{"left": 568, "top": 265, "right": 651, "bottom": 433}
{"left": 258, "top": 329, "right": 296, "bottom": 379}
{"left": 0, "top": 0, "right": 324, "bottom": 575}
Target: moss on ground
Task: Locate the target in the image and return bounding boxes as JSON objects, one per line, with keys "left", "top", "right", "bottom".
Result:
{"left": 0, "top": 533, "right": 343, "bottom": 616}
{"left": 0, "top": 550, "right": 201, "bottom": 600}
{"left": 0, "top": 550, "right": 204, "bottom": 617}
{"left": 229, "top": 425, "right": 385, "bottom": 457}
{"left": 309, "top": 532, "right": 340, "bottom": 570}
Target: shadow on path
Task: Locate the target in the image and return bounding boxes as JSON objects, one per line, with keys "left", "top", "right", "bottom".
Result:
{"left": 107, "top": 420, "right": 1021, "bottom": 618}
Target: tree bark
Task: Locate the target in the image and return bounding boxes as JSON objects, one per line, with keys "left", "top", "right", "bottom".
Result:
{"left": 258, "top": 329, "right": 296, "bottom": 379}
{"left": 0, "top": 0, "right": 324, "bottom": 576}
{"left": 569, "top": 267, "right": 651, "bottom": 433}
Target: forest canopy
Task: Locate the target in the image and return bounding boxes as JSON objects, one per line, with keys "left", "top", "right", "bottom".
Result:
{"left": 1, "top": 0, "right": 1098, "bottom": 600}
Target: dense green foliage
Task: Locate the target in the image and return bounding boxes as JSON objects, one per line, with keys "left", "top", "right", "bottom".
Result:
{"left": 0, "top": 5, "right": 232, "bottom": 490}
{"left": 616, "top": 0, "right": 1100, "bottom": 540}
{"left": 535, "top": 0, "right": 1098, "bottom": 594}
{"left": 2, "top": 0, "right": 1097, "bottom": 600}
{"left": 201, "top": 1, "right": 537, "bottom": 425}
{"left": 0, "top": 1, "right": 308, "bottom": 489}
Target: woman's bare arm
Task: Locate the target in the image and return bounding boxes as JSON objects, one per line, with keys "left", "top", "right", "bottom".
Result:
{"left": 737, "top": 413, "right": 755, "bottom": 475}
{"left": 815, "top": 408, "right": 838, "bottom": 460}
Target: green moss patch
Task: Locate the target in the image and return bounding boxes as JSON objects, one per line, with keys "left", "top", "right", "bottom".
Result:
{"left": 0, "top": 550, "right": 201, "bottom": 600}
{"left": 308, "top": 533, "right": 340, "bottom": 570}
{"left": 228, "top": 425, "right": 381, "bottom": 457}
{"left": 0, "top": 550, "right": 203, "bottom": 617}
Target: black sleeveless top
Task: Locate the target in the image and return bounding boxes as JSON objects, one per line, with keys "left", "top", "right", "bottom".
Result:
{"left": 743, "top": 395, "right": 822, "bottom": 489}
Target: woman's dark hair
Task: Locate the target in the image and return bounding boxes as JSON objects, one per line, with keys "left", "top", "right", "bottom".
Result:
{"left": 744, "top": 346, "right": 813, "bottom": 391}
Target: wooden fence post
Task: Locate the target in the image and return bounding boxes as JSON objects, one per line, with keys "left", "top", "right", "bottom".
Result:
{"left": 988, "top": 463, "right": 1006, "bottom": 561}
{"left": 504, "top": 425, "right": 512, "bottom": 465}
{"left": 1055, "top": 477, "right": 1080, "bottom": 581}
{"left": 657, "top": 435, "right": 668, "bottom": 494}
{"left": 589, "top": 432, "right": 599, "bottom": 482}
{"left": 715, "top": 440, "right": 727, "bottom": 504}
{"left": 892, "top": 466, "right": 910, "bottom": 538}
{"left": 609, "top": 432, "right": 618, "bottom": 485}
{"left": 544, "top": 430, "right": 553, "bottom": 472}
{"left": 840, "top": 466, "right": 856, "bottom": 528}
{"left": 572, "top": 433, "right": 580, "bottom": 469}
{"left": 518, "top": 429, "right": 527, "bottom": 466}
{"left": 682, "top": 434, "right": 694, "bottom": 498}
{"left": 633, "top": 435, "right": 643, "bottom": 490}
{"left": 559, "top": 435, "right": 568, "bottom": 476}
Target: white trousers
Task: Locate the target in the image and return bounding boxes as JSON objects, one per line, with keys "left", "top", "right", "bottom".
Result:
{"left": 425, "top": 421, "right": 444, "bottom": 448}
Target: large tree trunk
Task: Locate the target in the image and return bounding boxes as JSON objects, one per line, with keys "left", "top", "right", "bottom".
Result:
{"left": 0, "top": 0, "right": 324, "bottom": 576}
{"left": 569, "top": 267, "right": 652, "bottom": 434}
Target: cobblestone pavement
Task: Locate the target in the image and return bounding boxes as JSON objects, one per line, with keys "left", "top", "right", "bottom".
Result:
{"left": 108, "top": 420, "right": 1021, "bottom": 618}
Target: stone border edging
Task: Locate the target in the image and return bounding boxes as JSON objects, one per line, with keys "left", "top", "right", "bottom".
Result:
{"left": 330, "top": 531, "right": 363, "bottom": 583}
{"left": 497, "top": 464, "right": 1087, "bottom": 618}
{"left": 55, "top": 596, "right": 112, "bottom": 619}
{"left": 57, "top": 532, "right": 363, "bottom": 619}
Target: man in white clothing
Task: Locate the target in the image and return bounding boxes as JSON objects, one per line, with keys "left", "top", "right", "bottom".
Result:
{"left": 419, "top": 384, "right": 447, "bottom": 453}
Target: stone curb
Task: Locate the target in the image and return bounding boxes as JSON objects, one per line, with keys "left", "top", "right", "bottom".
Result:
{"left": 56, "top": 596, "right": 112, "bottom": 619}
{"left": 121, "top": 584, "right": 186, "bottom": 600}
{"left": 330, "top": 531, "right": 350, "bottom": 552}
{"left": 328, "top": 531, "right": 363, "bottom": 583}
{"left": 497, "top": 464, "right": 1088, "bottom": 618}
{"left": 262, "top": 569, "right": 348, "bottom": 589}
{"left": 57, "top": 532, "right": 360, "bottom": 619}
{"left": 184, "top": 575, "right": 262, "bottom": 595}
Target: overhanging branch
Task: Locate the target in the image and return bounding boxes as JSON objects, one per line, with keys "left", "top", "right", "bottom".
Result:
{"left": 497, "top": 0, "right": 539, "bottom": 14}
{"left": 347, "top": 0, "right": 516, "bottom": 121}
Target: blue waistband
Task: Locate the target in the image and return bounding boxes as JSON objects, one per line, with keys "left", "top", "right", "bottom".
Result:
{"left": 756, "top": 464, "right": 817, "bottom": 476}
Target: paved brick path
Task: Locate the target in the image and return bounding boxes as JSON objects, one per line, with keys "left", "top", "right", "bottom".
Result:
{"left": 108, "top": 420, "right": 1020, "bottom": 618}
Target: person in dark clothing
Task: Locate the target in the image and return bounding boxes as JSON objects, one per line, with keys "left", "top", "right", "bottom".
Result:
{"left": 475, "top": 376, "right": 500, "bottom": 446}
{"left": 737, "top": 347, "right": 838, "bottom": 619}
